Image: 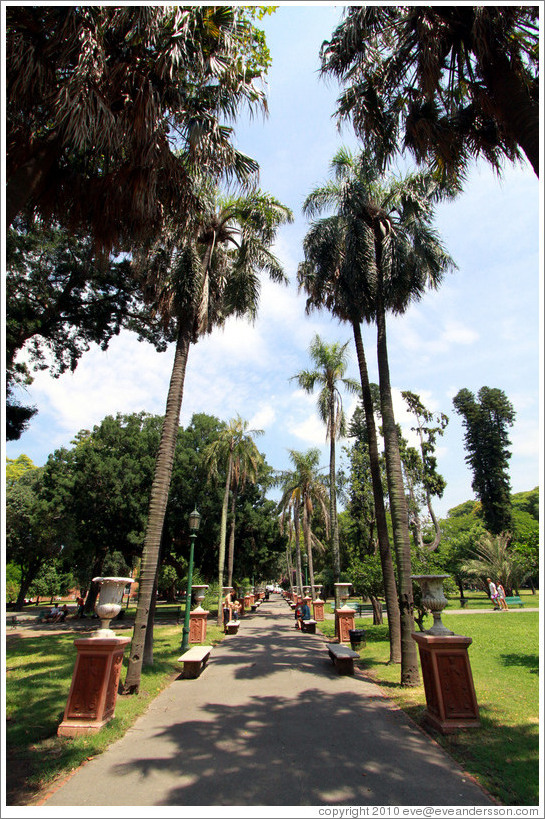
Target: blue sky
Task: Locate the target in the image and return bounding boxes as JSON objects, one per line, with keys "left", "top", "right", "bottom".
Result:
{"left": 4, "top": 4, "right": 542, "bottom": 520}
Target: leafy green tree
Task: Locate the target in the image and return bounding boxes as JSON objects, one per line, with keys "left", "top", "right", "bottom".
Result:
{"left": 6, "top": 454, "right": 36, "bottom": 485}
{"left": 6, "top": 468, "right": 63, "bottom": 608}
{"left": 6, "top": 219, "right": 167, "bottom": 439}
{"left": 401, "top": 391, "right": 448, "bottom": 550}
{"left": 292, "top": 334, "right": 359, "bottom": 583}
{"left": 28, "top": 561, "right": 75, "bottom": 605}
{"left": 452, "top": 387, "right": 515, "bottom": 535}
{"left": 42, "top": 412, "right": 163, "bottom": 611}
{"left": 6, "top": 6, "right": 271, "bottom": 248}
{"left": 321, "top": 7, "right": 539, "bottom": 177}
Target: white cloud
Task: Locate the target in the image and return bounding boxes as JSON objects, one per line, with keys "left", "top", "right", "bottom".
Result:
{"left": 249, "top": 405, "right": 276, "bottom": 431}
{"left": 288, "top": 414, "right": 327, "bottom": 446}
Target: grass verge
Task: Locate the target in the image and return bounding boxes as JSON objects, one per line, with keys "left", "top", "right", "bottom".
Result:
{"left": 319, "top": 612, "right": 539, "bottom": 806}
{"left": 5, "top": 623, "right": 225, "bottom": 805}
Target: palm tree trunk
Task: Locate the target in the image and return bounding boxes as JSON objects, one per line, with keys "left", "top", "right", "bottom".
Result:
{"left": 122, "top": 327, "right": 191, "bottom": 694}
{"left": 352, "top": 320, "right": 401, "bottom": 664}
{"left": 227, "top": 485, "right": 238, "bottom": 587}
{"left": 294, "top": 498, "right": 303, "bottom": 597}
{"left": 329, "top": 392, "right": 341, "bottom": 582}
{"left": 303, "top": 502, "right": 316, "bottom": 599}
{"left": 216, "top": 448, "right": 233, "bottom": 626}
{"left": 375, "top": 302, "right": 419, "bottom": 685}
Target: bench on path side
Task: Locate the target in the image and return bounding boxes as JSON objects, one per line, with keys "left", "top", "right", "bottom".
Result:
{"left": 225, "top": 621, "right": 240, "bottom": 635}
{"left": 301, "top": 619, "right": 317, "bottom": 634}
{"left": 155, "top": 605, "right": 182, "bottom": 623}
{"left": 178, "top": 645, "right": 212, "bottom": 679}
{"left": 505, "top": 596, "right": 524, "bottom": 607}
{"left": 327, "top": 643, "right": 360, "bottom": 675}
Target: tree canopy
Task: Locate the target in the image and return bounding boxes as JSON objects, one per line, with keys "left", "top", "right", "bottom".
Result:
{"left": 6, "top": 6, "right": 272, "bottom": 249}
{"left": 321, "top": 6, "right": 539, "bottom": 178}
{"left": 452, "top": 386, "right": 515, "bottom": 535}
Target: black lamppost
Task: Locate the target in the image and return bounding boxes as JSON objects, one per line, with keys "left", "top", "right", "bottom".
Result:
{"left": 181, "top": 508, "right": 201, "bottom": 653}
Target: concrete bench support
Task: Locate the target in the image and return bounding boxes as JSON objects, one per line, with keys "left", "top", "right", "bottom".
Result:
{"left": 301, "top": 619, "right": 317, "bottom": 634}
{"left": 225, "top": 621, "right": 240, "bottom": 635}
{"left": 178, "top": 646, "right": 212, "bottom": 679}
{"left": 327, "top": 643, "right": 360, "bottom": 675}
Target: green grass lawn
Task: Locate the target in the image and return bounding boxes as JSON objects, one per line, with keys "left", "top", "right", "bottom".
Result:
{"left": 5, "top": 623, "right": 224, "bottom": 805}
{"left": 442, "top": 588, "right": 539, "bottom": 611}
{"left": 319, "top": 611, "right": 540, "bottom": 806}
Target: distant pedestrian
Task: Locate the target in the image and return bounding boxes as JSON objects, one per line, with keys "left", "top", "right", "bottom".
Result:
{"left": 223, "top": 590, "right": 234, "bottom": 633}
{"left": 497, "top": 583, "right": 509, "bottom": 611}
{"left": 487, "top": 578, "right": 500, "bottom": 610}
{"left": 76, "top": 596, "right": 85, "bottom": 617}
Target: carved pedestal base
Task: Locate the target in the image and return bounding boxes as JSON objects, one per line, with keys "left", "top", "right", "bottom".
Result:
{"left": 412, "top": 632, "right": 480, "bottom": 734}
{"left": 189, "top": 609, "right": 208, "bottom": 643}
{"left": 335, "top": 607, "right": 355, "bottom": 642}
{"left": 58, "top": 636, "right": 130, "bottom": 737}
{"left": 313, "top": 600, "right": 325, "bottom": 621}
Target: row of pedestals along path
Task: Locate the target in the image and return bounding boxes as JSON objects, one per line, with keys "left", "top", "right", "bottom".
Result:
{"left": 41, "top": 593, "right": 494, "bottom": 807}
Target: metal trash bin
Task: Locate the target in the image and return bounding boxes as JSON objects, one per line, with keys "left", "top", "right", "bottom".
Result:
{"left": 349, "top": 628, "right": 366, "bottom": 651}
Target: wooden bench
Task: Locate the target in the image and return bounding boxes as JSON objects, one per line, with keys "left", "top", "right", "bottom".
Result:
{"left": 327, "top": 643, "right": 360, "bottom": 675}
{"left": 225, "top": 621, "right": 240, "bottom": 635}
{"left": 505, "top": 596, "right": 524, "bottom": 607}
{"left": 178, "top": 646, "right": 212, "bottom": 679}
{"left": 301, "top": 619, "right": 317, "bottom": 634}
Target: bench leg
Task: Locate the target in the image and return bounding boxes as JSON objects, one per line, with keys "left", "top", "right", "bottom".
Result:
{"left": 182, "top": 661, "right": 202, "bottom": 679}
{"left": 335, "top": 658, "right": 354, "bottom": 675}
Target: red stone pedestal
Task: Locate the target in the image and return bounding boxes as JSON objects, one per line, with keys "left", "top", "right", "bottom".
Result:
{"left": 335, "top": 606, "right": 355, "bottom": 642}
{"left": 189, "top": 609, "right": 208, "bottom": 643}
{"left": 313, "top": 599, "right": 325, "bottom": 621}
{"left": 244, "top": 594, "right": 251, "bottom": 611}
{"left": 412, "top": 632, "right": 480, "bottom": 734}
{"left": 58, "top": 636, "right": 130, "bottom": 737}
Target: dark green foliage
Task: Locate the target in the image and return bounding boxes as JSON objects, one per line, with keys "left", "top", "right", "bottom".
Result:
{"left": 321, "top": 7, "right": 539, "bottom": 178}
{"left": 453, "top": 387, "right": 515, "bottom": 535}
{"left": 6, "top": 219, "right": 169, "bottom": 440}
{"left": 5, "top": 468, "right": 63, "bottom": 607}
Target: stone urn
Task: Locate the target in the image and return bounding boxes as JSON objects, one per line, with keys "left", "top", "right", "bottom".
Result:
{"left": 313, "top": 585, "right": 323, "bottom": 601}
{"left": 191, "top": 585, "right": 209, "bottom": 611}
{"left": 411, "top": 574, "right": 454, "bottom": 636}
{"left": 92, "top": 576, "right": 133, "bottom": 637}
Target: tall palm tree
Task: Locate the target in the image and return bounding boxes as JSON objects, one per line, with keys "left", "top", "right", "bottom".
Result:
{"left": 321, "top": 6, "right": 539, "bottom": 178}
{"left": 278, "top": 489, "right": 302, "bottom": 597}
{"left": 299, "top": 148, "right": 456, "bottom": 681}
{"left": 292, "top": 335, "right": 359, "bottom": 583}
{"left": 277, "top": 449, "right": 329, "bottom": 602}
{"left": 122, "top": 189, "right": 292, "bottom": 693}
{"left": 6, "top": 6, "right": 268, "bottom": 247}
{"left": 205, "top": 415, "right": 264, "bottom": 623}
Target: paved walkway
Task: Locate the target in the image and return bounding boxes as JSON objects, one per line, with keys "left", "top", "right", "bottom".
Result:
{"left": 40, "top": 595, "right": 494, "bottom": 808}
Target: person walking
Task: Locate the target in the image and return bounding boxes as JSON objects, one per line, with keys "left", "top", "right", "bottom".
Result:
{"left": 497, "top": 583, "right": 509, "bottom": 611}
{"left": 487, "top": 578, "right": 500, "bottom": 610}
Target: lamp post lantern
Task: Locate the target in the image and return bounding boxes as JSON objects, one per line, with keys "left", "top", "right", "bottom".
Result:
{"left": 181, "top": 508, "right": 201, "bottom": 653}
